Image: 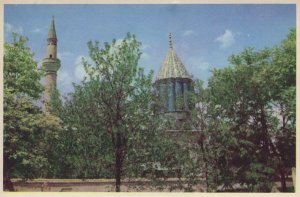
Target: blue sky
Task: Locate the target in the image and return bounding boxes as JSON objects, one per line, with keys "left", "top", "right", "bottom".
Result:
{"left": 4, "top": 4, "right": 296, "bottom": 96}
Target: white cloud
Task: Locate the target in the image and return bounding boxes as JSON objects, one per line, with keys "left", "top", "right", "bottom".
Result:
{"left": 141, "top": 43, "right": 151, "bottom": 64}
{"left": 56, "top": 55, "right": 92, "bottom": 94}
{"left": 188, "top": 57, "right": 211, "bottom": 71}
{"left": 58, "top": 51, "right": 74, "bottom": 60}
{"left": 108, "top": 39, "right": 123, "bottom": 55}
{"left": 75, "top": 55, "right": 87, "bottom": 80}
{"left": 114, "top": 38, "right": 123, "bottom": 46}
{"left": 31, "top": 26, "right": 48, "bottom": 34}
{"left": 74, "top": 55, "right": 93, "bottom": 81}
{"left": 186, "top": 57, "right": 212, "bottom": 83}
{"left": 57, "top": 70, "right": 73, "bottom": 93}
{"left": 141, "top": 52, "right": 150, "bottom": 61}
{"left": 215, "top": 29, "right": 235, "bottom": 49}
{"left": 5, "top": 23, "right": 23, "bottom": 34}
{"left": 141, "top": 44, "right": 150, "bottom": 50}
{"left": 32, "top": 28, "right": 42, "bottom": 33}
{"left": 183, "top": 30, "right": 194, "bottom": 36}
{"left": 109, "top": 38, "right": 136, "bottom": 55}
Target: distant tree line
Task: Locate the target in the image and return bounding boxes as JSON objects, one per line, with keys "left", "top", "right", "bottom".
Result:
{"left": 3, "top": 28, "right": 295, "bottom": 192}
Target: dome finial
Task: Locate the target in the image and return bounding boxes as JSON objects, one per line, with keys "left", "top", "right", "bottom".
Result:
{"left": 169, "top": 33, "right": 173, "bottom": 49}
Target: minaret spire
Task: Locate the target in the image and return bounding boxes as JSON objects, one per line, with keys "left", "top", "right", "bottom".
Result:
{"left": 48, "top": 16, "right": 57, "bottom": 39}
{"left": 42, "top": 16, "right": 61, "bottom": 113}
{"left": 169, "top": 32, "right": 173, "bottom": 49}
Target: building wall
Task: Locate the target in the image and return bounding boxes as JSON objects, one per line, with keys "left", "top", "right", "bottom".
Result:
{"left": 156, "top": 78, "right": 193, "bottom": 113}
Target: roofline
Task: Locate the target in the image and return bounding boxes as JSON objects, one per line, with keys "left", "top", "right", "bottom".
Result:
{"left": 155, "top": 77, "right": 193, "bottom": 83}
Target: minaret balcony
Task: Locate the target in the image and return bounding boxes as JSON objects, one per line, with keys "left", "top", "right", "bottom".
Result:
{"left": 42, "top": 58, "right": 61, "bottom": 72}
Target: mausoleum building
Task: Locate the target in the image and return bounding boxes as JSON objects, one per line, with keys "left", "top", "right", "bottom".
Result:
{"left": 155, "top": 33, "right": 194, "bottom": 128}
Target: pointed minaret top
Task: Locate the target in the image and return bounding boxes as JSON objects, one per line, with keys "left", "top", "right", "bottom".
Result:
{"left": 48, "top": 16, "right": 57, "bottom": 39}
{"left": 169, "top": 33, "right": 173, "bottom": 49}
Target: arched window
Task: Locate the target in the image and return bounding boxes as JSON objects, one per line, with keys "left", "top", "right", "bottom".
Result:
{"left": 49, "top": 54, "right": 52, "bottom": 58}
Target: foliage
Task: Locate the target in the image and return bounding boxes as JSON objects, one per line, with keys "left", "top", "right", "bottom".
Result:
{"left": 3, "top": 33, "right": 62, "bottom": 190}
{"left": 192, "top": 28, "right": 296, "bottom": 192}
{"left": 52, "top": 33, "right": 171, "bottom": 191}
{"left": 269, "top": 28, "right": 296, "bottom": 192}
{"left": 4, "top": 33, "right": 43, "bottom": 99}
{"left": 85, "top": 33, "right": 179, "bottom": 192}
{"left": 3, "top": 28, "right": 295, "bottom": 193}
{"left": 53, "top": 81, "right": 115, "bottom": 179}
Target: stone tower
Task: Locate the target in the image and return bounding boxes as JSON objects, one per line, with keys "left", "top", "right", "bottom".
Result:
{"left": 42, "top": 16, "right": 61, "bottom": 112}
{"left": 155, "top": 33, "right": 194, "bottom": 129}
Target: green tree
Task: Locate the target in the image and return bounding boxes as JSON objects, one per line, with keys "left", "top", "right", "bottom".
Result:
{"left": 269, "top": 28, "right": 296, "bottom": 191}
{"left": 59, "top": 33, "right": 169, "bottom": 191}
{"left": 207, "top": 48, "right": 277, "bottom": 191}
{"left": 4, "top": 33, "right": 43, "bottom": 99}
{"left": 3, "top": 33, "right": 62, "bottom": 190}
{"left": 189, "top": 80, "right": 218, "bottom": 191}
{"left": 55, "top": 82, "right": 115, "bottom": 179}
{"left": 204, "top": 28, "right": 296, "bottom": 192}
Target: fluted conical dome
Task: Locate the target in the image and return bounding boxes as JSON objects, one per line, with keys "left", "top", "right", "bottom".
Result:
{"left": 156, "top": 33, "right": 191, "bottom": 81}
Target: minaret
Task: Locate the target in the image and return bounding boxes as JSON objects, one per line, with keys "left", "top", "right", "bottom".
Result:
{"left": 42, "top": 16, "right": 61, "bottom": 112}
{"left": 155, "top": 33, "right": 194, "bottom": 129}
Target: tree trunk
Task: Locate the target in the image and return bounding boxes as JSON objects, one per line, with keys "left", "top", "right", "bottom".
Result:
{"left": 279, "top": 103, "right": 287, "bottom": 192}
{"left": 114, "top": 131, "right": 123, "bottom": 192}
{"left": 115, "top": 149, "right": 122, "bottom": 192}
{"left": 280, "top": 168, "right": 287, "bottom": 192}
{"left": 3, "top": 156, "right": 14, "bottom": 191}
{"left": 3, "top": 176, "right": 14, "bottom": 191}
{"left": 198, "top": 134, "right": 209, "bottom": 191}
{"left": 260, "top": 106, "right": 271, "bottom": 162}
